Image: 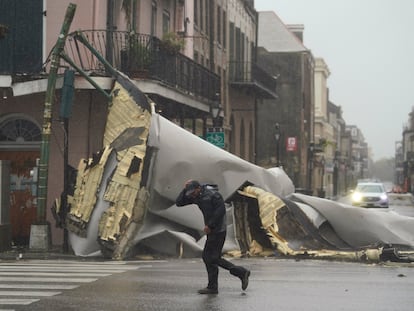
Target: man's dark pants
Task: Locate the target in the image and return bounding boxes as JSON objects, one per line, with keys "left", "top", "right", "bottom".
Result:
{"left": 202, "top": 231, "right": 247, "bottom": 290}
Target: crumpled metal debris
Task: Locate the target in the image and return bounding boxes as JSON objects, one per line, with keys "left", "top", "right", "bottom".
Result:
{"left": 61, "top": 72, "right": 414, "bottom": 262}
{"left": 66, "top": 74, "right": 153, "bottom": 258}
{"left": 231, "top": 186, "right": 414, "bottom": 262}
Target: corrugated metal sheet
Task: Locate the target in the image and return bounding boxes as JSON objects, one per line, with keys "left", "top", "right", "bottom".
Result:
{"left": 66, "top": 78, "right": 152, "bottom": 257}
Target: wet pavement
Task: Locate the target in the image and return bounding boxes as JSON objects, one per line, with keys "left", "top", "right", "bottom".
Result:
{"left": 1, "top": 257, "right": 413, "bottom": 311}
{"left": 1, "top": 201, "right": 414, "bottom": 310}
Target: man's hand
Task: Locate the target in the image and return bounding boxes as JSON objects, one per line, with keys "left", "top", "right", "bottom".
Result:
{"left": 203, "top": 225, "right": 211, "bottom": 234}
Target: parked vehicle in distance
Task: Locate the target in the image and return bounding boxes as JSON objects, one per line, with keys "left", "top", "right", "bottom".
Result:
{"left": 351, "top": 182, "right": 389, "bottom": 208}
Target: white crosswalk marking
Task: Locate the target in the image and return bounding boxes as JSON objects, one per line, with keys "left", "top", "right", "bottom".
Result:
{"left": 0, "top": 272, "right": 110, "bottom": 277}
{"left": 0, "top": 259, "right": 145, "bottom": 310}
{"left": 0, "top": 298, "right": 39, "bottom": 305}
{"left": 0, "top": 290, "right": 60, "bottom": 296}
{"left": 0, "top": 284, "right": 77, "bottom": 289}
{"left": 0, "top": 277, "right": 98, "bottom": 283}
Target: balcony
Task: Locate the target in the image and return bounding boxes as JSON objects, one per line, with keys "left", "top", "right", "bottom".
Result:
{"left": 228, "top": 61, "right": 277, "bottom": 99}
{"left": 407, "top": 151, "right": 414, "bottom": 162}
{"left": 64, "top": 30, "right": 220, "bottom": 105}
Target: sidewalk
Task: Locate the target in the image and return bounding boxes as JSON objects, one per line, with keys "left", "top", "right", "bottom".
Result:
{"left": 0, "top": 245, "right": 82, "bottom": 261}
{"left": 0, "top": 245, "right": 165, "bottom": 261}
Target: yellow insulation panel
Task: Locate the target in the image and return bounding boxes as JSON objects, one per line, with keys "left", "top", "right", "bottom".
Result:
{"left": 240, "top": 185, "right": 386, "bottom": 262}
{"left": 66, "top": 80, "right": 152, "bottom": 256}
{"left": 97, "top": 82, "right": 151, "bottom": 244}
{"left": 104, "top": 82, "right": 151, "bottom": 148}
{"left": 70, "top": 146, "right": 112, "bottom": 222}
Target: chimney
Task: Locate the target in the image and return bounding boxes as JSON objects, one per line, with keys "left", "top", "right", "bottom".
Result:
{"left": 287, "top": 24, "right": 304, "bottom": 42}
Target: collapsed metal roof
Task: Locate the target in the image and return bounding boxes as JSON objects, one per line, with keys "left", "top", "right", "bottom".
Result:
{"left": 61, "top": 71, "right": 414, "bottom": 263}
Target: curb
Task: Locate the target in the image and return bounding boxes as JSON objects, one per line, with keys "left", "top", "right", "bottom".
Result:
{"left": 0, "top": 246, "right": 80, "bottom": 261}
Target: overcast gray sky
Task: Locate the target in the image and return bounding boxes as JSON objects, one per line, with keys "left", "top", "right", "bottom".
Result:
{"left": 254, "top": 0, "right": 414, "bottom": 161}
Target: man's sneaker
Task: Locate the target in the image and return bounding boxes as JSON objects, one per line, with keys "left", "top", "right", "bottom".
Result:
{"left": 198, "top": 287, "right": 218, "bottom": 295}
{"left": 241, "top": 270, "right": 250, "bottom": 290}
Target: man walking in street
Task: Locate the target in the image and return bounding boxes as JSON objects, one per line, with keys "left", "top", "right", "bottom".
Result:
{"left": 176, "top": 180, "right": 250, "bottom": 294}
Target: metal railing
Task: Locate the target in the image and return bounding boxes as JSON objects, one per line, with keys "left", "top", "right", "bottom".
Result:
{"left": 64, "top": 30, "right": 220, "bottom": 103}
{"left": 228, "top": 61, "right": 277, "bottom": 96}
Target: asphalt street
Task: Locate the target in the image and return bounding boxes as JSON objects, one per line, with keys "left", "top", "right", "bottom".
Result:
{"left": 1, "top": 201, "right": 413, "bottom": 311}
{"left": 0, "top": 257, "right": 413, "bottom": 311}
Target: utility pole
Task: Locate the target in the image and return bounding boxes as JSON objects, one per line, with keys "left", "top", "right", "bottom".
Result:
{"left": 30, "top": 3, "right": 77, "bottom": 250}
{"left": 59, "top": 69, "right": 75, "bottom": 253}
{"left": 308, "top": 142, "right": 314, "bottom": 194}
{"left": 275, "top": 123, "right": 281, "bottom": 167}
{"left": 333, "top": 151, "right": 339, "bottom": 198}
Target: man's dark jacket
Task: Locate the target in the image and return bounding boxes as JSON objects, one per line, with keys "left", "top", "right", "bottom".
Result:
{"left": 176, "top": 185, "right": 226, "bottom": 234}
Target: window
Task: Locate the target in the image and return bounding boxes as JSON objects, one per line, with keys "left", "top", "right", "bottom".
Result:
{"left": 151, "top": 1, "right": 157, "bottom": 36}
{"left": 235, "top": 27, "right": 241, "bottom": 62}
{"left": 241, "top": 32, "right": 245, "bottom": 63}
{"left": 162, "top": 10, "right": 170, "bottom": 35}
{"left": 199, "top": 0, "right": 203, "bottom": 30}
{"left": 194, "top": 0, "right": 198, "bottom": 26}
{"left": 205, "top": 0, "right": 209, "bottom": 35}
{"left": 229, "top": 22, "right": 235, "bottom": 60}
{"left": 222, "top": 10, "right": 226, "bottom": 49}
{"left": 0, "top": 117, "right": 41, "bottom": 143}
{"left": 217, "top": 6, "right": 221, "bottom": 45}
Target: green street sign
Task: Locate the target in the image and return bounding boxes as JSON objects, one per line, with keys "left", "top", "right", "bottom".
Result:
{"left": 206, "top": 128, "right": 225, "bottom": 148}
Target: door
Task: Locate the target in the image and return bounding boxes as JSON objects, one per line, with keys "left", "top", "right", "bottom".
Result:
{"left": 0, "top": 115, "right": 41, "bottom": 246}
{"left": 0, "top": 151, "right": 39, "bottom": 245}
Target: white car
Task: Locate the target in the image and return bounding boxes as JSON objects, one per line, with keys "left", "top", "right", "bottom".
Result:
{"left": 351, "top": 182, "right": 389, "bottom": 208}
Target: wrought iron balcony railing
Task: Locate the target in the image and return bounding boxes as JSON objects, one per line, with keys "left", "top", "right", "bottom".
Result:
{"left": 228, "top": 61, "right": 277, "bottom": 99}
{"left": 406, "top": 151, "right": 414, "bottom": 162}
{"left": 64, "top": 30, "right": 220, "bottom": 104}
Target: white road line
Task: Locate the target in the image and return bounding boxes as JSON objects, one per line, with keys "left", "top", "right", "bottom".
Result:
{"left": 0, "top": 267, "right": 125, "bottom": 273}
{"left": 0, "top": 291, "right": 60, "bottom": 297}
{"left": 0, "top": 260, "right": 154, "bottom": 309}
{"left": 0, "top": 272, "right": 110, "bottom": 277}
{"left": 3, "top": 262, "right": 136, "bottom": 266}
{"left": 1, "top": 263, "right": 140, "bottom": 270}
{"left": 0, "top": 298, "right": 39, "bottom": 305}
{"left": 0, "top": 277, "right": 97, "bottom": 283}
{"left": 0, "top": 284, "right": 77, "bottom": 290}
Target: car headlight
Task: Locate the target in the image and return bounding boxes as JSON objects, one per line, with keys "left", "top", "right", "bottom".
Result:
{"left": 352, "top": 192, "right": 362, "bottom": 202}
{"left": 380, "top": 194, "right": 388, "bottom": 201}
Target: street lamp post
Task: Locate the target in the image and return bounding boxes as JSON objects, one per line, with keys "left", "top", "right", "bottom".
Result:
{"left": 275, "top": 123, "right": 281, "bottom": 167}
{"left": 359, "top": 155, "right": 364, "bottom": 179}
{"left": 319, "top": 156, "right": 325, "bottom": 198}
{"left": 211, "top": 105, "right": 222, "bottom": 127}
{"left": 308, "top": 142, "right": 314, "bottom": 194}
{"left": 333, "top": 151, "right": 339, "bottom": 197}
{"left": 208, "top": 92, "right": 221, "bottom": 132}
